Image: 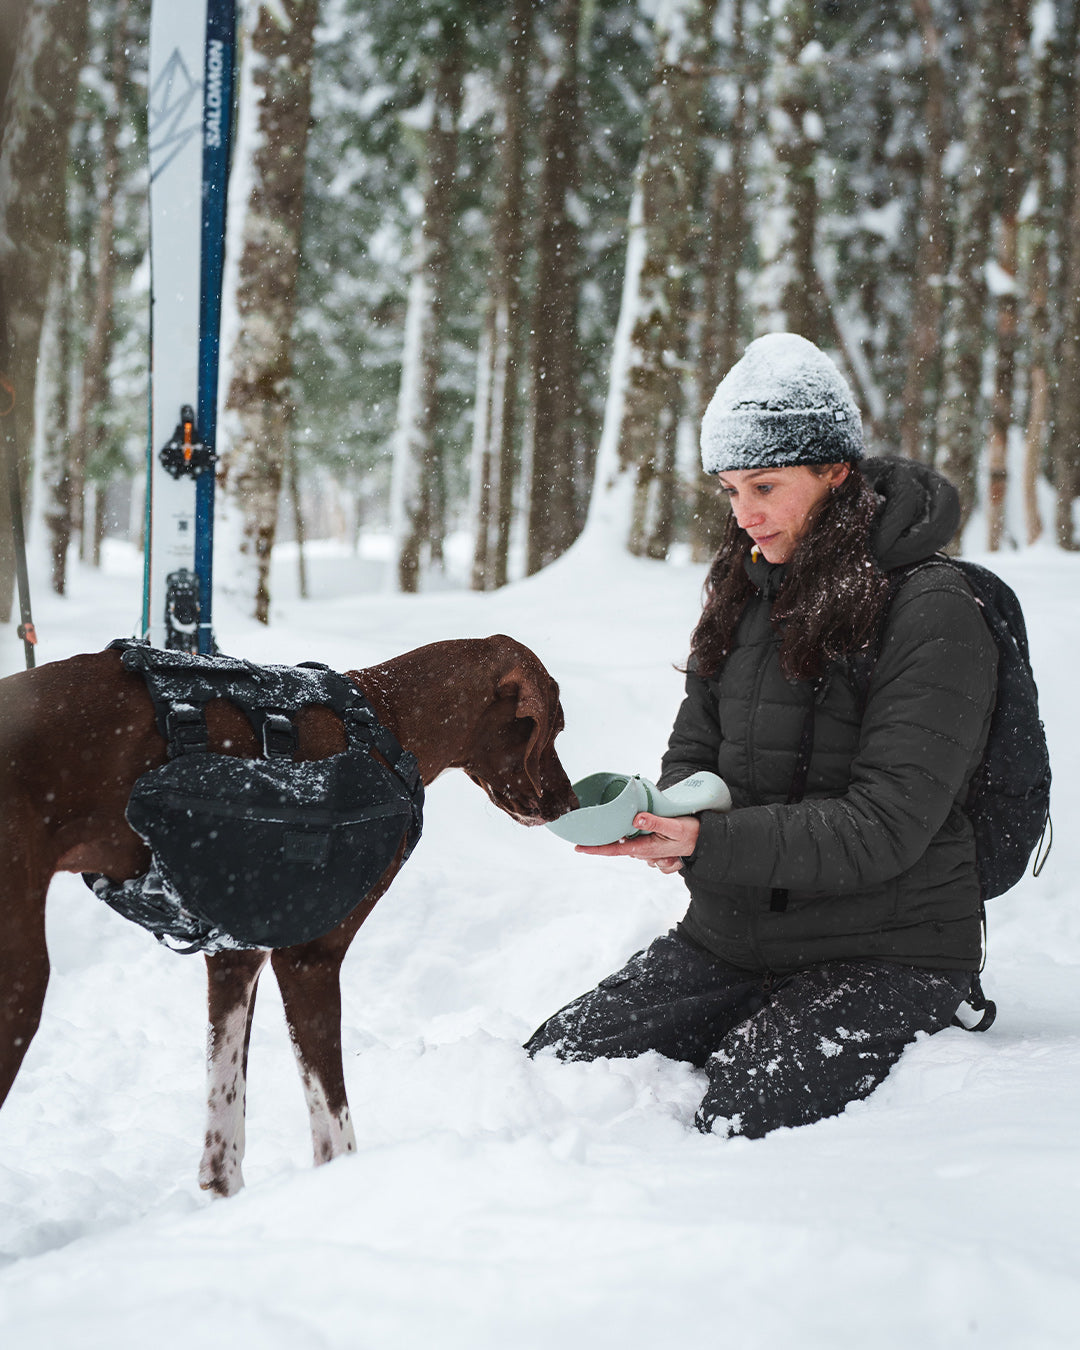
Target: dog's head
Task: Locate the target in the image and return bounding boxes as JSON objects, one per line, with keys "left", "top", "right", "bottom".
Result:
{"left": 463, "top": 636, "right": 576, "bottom": 826}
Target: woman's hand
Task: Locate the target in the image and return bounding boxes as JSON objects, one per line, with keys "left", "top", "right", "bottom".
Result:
{"left": 575, "top": 812, "right": 700, "bottom": 874}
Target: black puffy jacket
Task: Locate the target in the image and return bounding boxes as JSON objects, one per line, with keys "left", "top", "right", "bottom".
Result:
{"left": 660, "top": 458, "right": 997, "bottom": 974}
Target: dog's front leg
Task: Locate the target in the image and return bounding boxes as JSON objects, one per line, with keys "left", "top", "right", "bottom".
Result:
{"left": 199, "top": 947, "right": 269, "bottom": 1197}
{"left": 271, "top": 944, "right": 357, "bottom": 1166}
{"left": 0, "top": 862, "right": 50, "bottom": 1112}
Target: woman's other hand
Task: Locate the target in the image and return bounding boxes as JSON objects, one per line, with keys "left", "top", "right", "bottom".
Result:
{"left": 575, "top": 812, "right": 700, "bottom": 873}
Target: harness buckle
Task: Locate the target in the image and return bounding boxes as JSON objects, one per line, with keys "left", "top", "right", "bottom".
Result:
{"left": 262, "top": 712, "right": 297, "bottom": 760}
{"left": 166, "top": 704, "right": 209, "bottom": 757}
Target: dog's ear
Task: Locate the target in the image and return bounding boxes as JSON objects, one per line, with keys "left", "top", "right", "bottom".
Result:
{"left": 496, "top": 664, "right": 552, "bottom": 793}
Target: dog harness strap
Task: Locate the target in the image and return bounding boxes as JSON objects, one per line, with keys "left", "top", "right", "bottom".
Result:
{"left": 359, "top": 715, "right": 422, "bottom": 794}
{"left": 166, "top": 703, "right": 209, "bottom": 757}
{"left": 109, "top": 632, "right": 422, "bottom": 802}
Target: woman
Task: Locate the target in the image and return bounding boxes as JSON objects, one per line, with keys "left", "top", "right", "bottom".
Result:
{"left": 527, "top": 332, "right": 998, "bottom": 1138}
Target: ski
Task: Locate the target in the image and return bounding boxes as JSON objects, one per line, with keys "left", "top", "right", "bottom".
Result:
{"left": 144, "top": 0, "right": 236, "bottom": 653}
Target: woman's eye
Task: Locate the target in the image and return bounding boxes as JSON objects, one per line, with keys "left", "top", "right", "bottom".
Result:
{"left": 756, "top": 484, "right": 773, "bottom": 495}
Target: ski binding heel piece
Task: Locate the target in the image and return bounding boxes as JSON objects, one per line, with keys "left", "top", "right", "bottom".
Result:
{"left": 546, "top": 771, "right": 731, "bottom": 846}
{"left": 159, "top": 404, "right": 215, "bottom": 480}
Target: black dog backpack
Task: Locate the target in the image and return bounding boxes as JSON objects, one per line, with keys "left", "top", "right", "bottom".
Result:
{"left": 87, "top": 640, "right": 424, "bottom": 953}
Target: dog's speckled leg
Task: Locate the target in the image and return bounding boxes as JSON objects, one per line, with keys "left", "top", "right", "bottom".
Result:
{"left": 200, "top": 949, "right": 269, "bottom": 1197}
{"left": 295, "top": 1065, "right": 357, "bottom": 1164}
{"left": 271, "top": 945, "right": 357, "bottom": 1167}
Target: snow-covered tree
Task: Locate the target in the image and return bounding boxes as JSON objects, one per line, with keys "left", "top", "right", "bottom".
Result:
{"left": 221, "top": 0, "right": 320, "bottom": 623}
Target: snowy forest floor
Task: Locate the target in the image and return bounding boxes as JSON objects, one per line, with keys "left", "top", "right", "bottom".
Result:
{"left": 0, "top": 528, "right": 1078, "bottom": 1349}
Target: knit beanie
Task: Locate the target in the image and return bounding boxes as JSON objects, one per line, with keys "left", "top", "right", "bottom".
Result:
{"left": 700, "top": 332, "right": 864, "bottom": 473}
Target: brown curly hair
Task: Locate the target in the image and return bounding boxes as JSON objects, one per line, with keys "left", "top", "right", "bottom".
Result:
{"left": 689, "top": 464, "right": 892, "bottom": 682}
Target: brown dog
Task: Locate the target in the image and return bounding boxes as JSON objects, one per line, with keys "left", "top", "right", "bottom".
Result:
{"left": 0, "top": 634, "right": 574, "bottom": 1195}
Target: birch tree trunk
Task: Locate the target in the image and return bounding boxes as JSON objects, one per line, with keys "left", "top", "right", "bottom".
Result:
{"left": 899, "top": 0, "right": 948, "bottom": 465}
{"left": 390, "top": 23, "right": 463, "bottom": 593}
{"left": 525, "top": 0, "right": 583, "bottom": 575}
{"left": 0, "top": 0, "right": 88, "bottom": 621}
{"left": 581, "top": 175, "right": 647, "bottom": 552}
{"left": 619, "top": 0, "right": 711, "bottom": 562}
{"left": 222, "top": 0, "right": 319, "bottom": 624}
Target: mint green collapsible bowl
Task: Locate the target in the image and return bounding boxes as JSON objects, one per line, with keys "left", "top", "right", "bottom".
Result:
{"left": 544, "top": 773, "right": 653, "bottom": 847}
{"left": 546, "top": 770, "right": 731, "bottom": 847}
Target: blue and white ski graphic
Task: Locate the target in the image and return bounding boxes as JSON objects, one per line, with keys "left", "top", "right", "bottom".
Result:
{"left": 144, "top": 0, "right": 236, "bottom": 652}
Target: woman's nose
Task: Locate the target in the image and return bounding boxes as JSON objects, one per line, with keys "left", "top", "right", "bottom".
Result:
{"left": 733, "top": 500, "right": 763, "bottom": 528}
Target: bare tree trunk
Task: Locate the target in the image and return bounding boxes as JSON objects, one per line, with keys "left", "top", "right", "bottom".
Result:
{"left": 526, "top": 0, "right": 583, "bottom": 575}
{"left": 693, "top": 0, "right": 745, "bottom": 563}
{"left": 756, "top": 0, "right": 823, "bottom": 344}
{"left": 0, "top": 2, "right": 30, "bottom": 120}
{"left": 620, "top": 0, "right": 711, "bottom": 561}
{"left": 899, "top": 0, "right": 948, "bottom": 465}
{"left": 937, "top": 2, "right": 998, "bottom": 531}
{"left": 392, "top": 26, "right": 463, "bottom": 593}
{"left": 1050, "top": 4, "right": 1080, "bottom": 547}
{"left": 0, "top": 0, "right": 88, "bottom": 620}
{"left": 470, "top": 298, "right": 496, "bottom": 590}
{"left": 286, "top": 437, "right": 307, "bottom": 600}
{"left": 492, "top": 0, "right": 529, "bottom": 588}
{"left": 71, "top": 0, "right": 130, "bottom": 573}
{"left": 985, "top": 0, "right": 1029, "bottom": 552}
{"left": 90, "top": 481, "right": 105, "bottom": 566}
{"left": 223, "top": 0, "right": 320, "bottom": 624}
{"left": 1022, "top": 5, "right": 1052, "bottom": 546}
{"left": 471, "top": 0, "right": 530, "bottom": 591}
{"left": 40, "top": 263, "right": 72, "bottom": 593}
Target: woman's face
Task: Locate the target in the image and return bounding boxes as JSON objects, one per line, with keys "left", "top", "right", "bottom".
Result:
{"left": 717, "top": 463, "right": 850, "bottom": 564}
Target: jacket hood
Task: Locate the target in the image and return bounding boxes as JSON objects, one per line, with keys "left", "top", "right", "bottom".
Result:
{"left": 864, "top": 456, "right": 961, "bottom": 569}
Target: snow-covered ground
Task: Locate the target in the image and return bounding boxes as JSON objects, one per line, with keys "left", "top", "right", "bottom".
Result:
{"left": 1, "top": 529, "right": 1078, "bottom": 1349}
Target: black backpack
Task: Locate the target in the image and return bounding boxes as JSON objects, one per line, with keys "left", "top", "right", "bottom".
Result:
{"left": 784, "top": 557, "right": 1049, "bottom": 1032}
{"left": 86, "top": 640, "right": 425, "bottom": 953}
{"left": 876, "top": 558, "right": 1052, "bottom": 903}
{"left": 863, "top": 558, "right": 1050, "bottom": 1033}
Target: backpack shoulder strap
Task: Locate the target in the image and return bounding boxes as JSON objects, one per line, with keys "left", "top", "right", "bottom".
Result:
{"left": 847, "top": 556, "right": 958, "bottom": 709}
{"left": 945, "top": 558, "right": 1034, "bottom": 667}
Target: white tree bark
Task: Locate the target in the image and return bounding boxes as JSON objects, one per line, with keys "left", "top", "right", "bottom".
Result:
{"left": 580, "top": 176, "right": 647, "bottom": 555}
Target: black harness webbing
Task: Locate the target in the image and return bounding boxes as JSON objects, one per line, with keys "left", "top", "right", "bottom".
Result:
{"left": 115, "top": 638, "right": 420, "bottom": 796}
{"left": 88, "top": 639, "right": 424, "bottom": 953}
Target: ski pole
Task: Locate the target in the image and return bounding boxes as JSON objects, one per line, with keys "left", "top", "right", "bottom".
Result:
{"left": 0, "top": 373, "right": 38, "bottom": 669}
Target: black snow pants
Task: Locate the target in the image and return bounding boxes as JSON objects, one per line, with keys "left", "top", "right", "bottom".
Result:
{"left": 525, "top": 929, "right": 971, "bottom": 1138}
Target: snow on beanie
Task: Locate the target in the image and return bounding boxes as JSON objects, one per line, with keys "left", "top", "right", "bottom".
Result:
{"left": 700, "top": 332, "right": 864, "bottom": 473}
